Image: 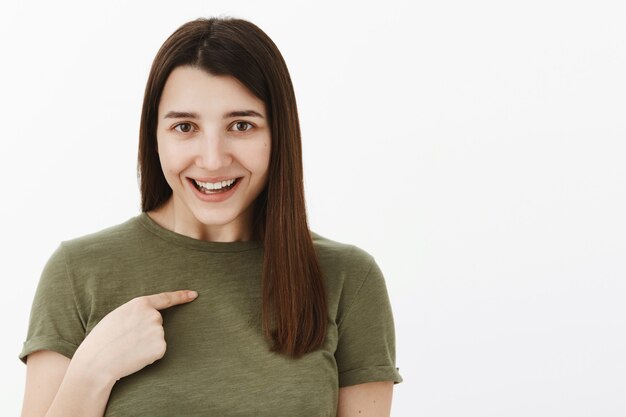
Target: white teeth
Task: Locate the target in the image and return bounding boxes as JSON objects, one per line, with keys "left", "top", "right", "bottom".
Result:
{"left": 194, "top": 178, "right": 236, "bottom": 191}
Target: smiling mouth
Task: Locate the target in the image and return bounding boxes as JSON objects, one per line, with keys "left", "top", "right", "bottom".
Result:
{"left": 191, "top": 178, "right": 240, "bottom": 194}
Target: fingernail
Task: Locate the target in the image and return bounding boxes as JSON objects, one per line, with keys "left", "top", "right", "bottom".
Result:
{"left": 187, "top": 291, "right": 198, "bottom": 299}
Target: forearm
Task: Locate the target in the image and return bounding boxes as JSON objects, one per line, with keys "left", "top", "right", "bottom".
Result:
{"left": 44, "top": 359, "right": 115, "bottom": 417}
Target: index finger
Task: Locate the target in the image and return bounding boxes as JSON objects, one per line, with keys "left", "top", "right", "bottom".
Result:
{"left": 144, "top": 290, "right": 198, "bottom": 310}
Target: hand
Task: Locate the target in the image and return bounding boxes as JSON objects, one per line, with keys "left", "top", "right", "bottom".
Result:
{"left": 71, "top": 290, "right": 198, "bottom": 383}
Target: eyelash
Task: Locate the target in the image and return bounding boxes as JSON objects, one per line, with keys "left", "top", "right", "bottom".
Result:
{"left": 172, "top": 121, "right": 255, "bottom": 134}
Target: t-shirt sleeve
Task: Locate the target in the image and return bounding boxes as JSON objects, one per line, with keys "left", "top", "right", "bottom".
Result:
{"left": 335, "top": 255, "right": 403, "bottom": 387}
{"left": 19, "top": 243, "right": 85, "bottom": 364}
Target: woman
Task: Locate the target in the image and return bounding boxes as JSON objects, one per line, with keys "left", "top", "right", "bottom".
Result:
{"left": 20, "top": 17, "right": 402, "bottom": 416}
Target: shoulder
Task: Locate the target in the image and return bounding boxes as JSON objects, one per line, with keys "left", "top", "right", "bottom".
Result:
{"left": 59, "top": 214, "right": 146, "bottom": 260}
{"left": 310, "top": 231, "right": 386, "bottom": 314}
{"left": 310, "top": 231, "right": 376, "bottom": 276}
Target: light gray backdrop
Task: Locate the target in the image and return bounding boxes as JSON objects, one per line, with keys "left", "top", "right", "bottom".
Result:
{"left": 2, "top": 0, "right": 625, "bottom": 416}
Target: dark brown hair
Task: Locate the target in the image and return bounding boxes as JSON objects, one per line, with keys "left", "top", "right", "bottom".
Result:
{"left": 138, "top": 17, "right": 327, "bottom": 357}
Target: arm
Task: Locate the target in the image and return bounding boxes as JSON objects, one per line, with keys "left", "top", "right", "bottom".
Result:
{"left": 334, "top": 255, "right": 402, "bottom": 416}
{"left": 337, "top": 381, "right": 394, "bottom": 417}
{"left": 21, "top": 350, "right": 114, "bottom": 417}
{"left": 20, "top": 290, "right": 197, "bottom": 417}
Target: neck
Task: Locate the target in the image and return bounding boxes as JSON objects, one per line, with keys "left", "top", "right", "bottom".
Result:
{"left": 147, "top": 197, "right": 255, "bottom": 242}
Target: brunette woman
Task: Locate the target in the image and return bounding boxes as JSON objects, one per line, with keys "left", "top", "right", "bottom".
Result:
{"left": 20, "top": 17, "right": 402, "bottom": 417}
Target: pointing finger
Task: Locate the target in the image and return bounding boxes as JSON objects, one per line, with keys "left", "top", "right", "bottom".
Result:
{"left": 144, "top": 290, "right": 198, "bottom": 310}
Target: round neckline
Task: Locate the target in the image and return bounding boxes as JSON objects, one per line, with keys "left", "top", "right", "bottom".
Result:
{"left": 138, "top": 212, "right": 262, "bottom": 252}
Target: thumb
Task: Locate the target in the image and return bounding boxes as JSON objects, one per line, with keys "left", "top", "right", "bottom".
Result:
{"left": 144, "top": 290, "right": 198, "bottom": 310}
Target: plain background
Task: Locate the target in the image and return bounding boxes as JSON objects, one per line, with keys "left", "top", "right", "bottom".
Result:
{"left": 1, "top": 0, "right": 625, "bottom": 416}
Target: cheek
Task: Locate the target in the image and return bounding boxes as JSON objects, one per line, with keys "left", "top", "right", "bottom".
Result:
{"left": 157, "top": 141, "right": 192, "bottom": 175}
{"left": 245, "top": 137, "right": 271, "bottom": 175}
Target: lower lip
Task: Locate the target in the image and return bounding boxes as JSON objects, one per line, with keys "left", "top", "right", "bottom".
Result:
{"left": 187, "top": 178, "right": 241, "bottom": 203}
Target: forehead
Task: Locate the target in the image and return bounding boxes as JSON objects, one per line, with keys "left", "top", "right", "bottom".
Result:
{"left": 158, "top": 66, "right": 265, "bottom": 116}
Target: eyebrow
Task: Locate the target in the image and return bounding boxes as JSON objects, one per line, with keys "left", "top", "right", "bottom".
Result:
{"left": 163, "top": 110, "right": 264, "bottom": 119}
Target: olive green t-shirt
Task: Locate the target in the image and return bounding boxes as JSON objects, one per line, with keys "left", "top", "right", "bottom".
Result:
{"left": 20, "top": 213, "right": 402, "bottom": 416}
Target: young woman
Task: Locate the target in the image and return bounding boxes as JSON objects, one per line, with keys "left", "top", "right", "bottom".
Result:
{"left": 20, "top": 17, "right": 402, "bottom": 417}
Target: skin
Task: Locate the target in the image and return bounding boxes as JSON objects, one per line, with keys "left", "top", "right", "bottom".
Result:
{"left": 20, "top": 66, "right": 394, "bottom": 416}
{"left": 21, "top": 291, "right": 198, "bottom": 417}
{"left": 149, "top": 66, "right": 271, "bottom": 242}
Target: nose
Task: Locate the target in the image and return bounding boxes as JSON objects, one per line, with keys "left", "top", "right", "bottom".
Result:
{"left": 194, "top": 131, "right": 232, "bottom": 171}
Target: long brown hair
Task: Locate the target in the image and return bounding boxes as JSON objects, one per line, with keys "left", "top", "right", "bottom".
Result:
{"left": 138, "top": 17, "right": 327, "bottom": 357}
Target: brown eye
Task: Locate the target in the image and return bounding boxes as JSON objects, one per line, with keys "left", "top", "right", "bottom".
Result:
{"left": 232, "top": 121, "right": 253, "bottom": 132}
{"left": 174, "top": 123, "right": 193, "bottom": 133}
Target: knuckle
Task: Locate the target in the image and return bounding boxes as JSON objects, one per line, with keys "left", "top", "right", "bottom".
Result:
{"left": 132, "top": 296, "right": 151, "bottom": 309}
{"left": 150, "top": 310, "right": 163, "bottom": 323}
{"left": 157, "top": 340, "right": 167, "bottom": 358}
{"left": 162, "top": 292, "right": 175, "bottom": 306}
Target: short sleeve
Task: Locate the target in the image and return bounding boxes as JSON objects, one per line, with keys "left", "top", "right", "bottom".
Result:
{"left": 335, "top": 257, "right": 403, "bottom": 387}
{"left": 19, "top": 244, "right": 85, "bottom": 364}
